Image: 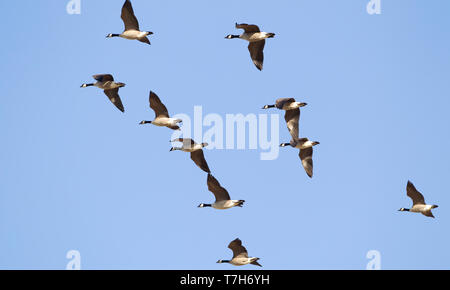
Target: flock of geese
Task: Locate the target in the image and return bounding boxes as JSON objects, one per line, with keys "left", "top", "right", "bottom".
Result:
{"left": 79, "top": 0, "right": 439, "bottom": 267}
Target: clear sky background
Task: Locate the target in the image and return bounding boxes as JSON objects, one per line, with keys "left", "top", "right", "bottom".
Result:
{"left": 1, "top": 0, "right": 449, "bottom": 270}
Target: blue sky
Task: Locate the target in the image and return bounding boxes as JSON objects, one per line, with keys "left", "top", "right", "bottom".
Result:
{"left": 1, "top": 0, "right": 450, "bottom": 269}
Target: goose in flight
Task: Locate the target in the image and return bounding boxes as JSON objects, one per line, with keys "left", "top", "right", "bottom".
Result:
{"left": 399, "top": 181, "right": 438, "bottom": 218}
{"left": 106, "top": 0, "right": 153, "bottom": 45}
{"left": 80, "top": 74, "right": 125, "bottom": 112}
{"left": 217, "top": 238, "right": 262, "bottom": 267}
{"left": 170, "top": 138, "right": 211, "bottom": 173}
{"left": 279, "top": 108, "right": 319, "bottom": 178}
{"left": 139, "top": 91, "right": 182, "bottom": 130}
{"left": 262, "top": 98, "right": 307, "bottom": 111}
{"left": 198, "top": 174, "right": 244, "bottom": 209}
{"left": 225, "top": 23, "right": 275, "bottom": 71}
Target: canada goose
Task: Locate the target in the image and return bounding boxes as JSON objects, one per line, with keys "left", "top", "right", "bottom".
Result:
{"left": 277, "top": 107, "right": 319, "bottom": 177}
{"left": 217, "top": 238, "right": 261, "bottom": 267}
{"left": 262, "top": 98, "right": 307, "bottom": 111}
{"left": 280, "top": 138, "right": 320, "bottom": 178}
{"left": 139, "top": 91, "right": 182, "bottom": 130}
{"left": 80, "top": 74, "right": 125, "bottom": 112}
{"left": 106, "top": 0, "right": 153, "bottom": 45}
{"left": 170, "top": 138, "right": 211, "bottom": 173}
{"left": 399, "top": 181, "right": 439, "bottom": 218}
{"left": 198, "top": 174, "right": 244, "bottom": 209}
{"left": 225, "top": 23, "right": 275, "bottom": 71}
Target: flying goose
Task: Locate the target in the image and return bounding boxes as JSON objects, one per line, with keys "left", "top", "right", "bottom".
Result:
{"left": 170, "top": 138, "right": 211, "bottom": 173}
{"left": 198, "top": 174, "right": 244, "bottom": 209}
{"left": 279, "top": 108, "right": 319, "bottom": 178}
{"left": 399, "top": 181, "right": 438, "bottom": 218}
{"left": 262, "top": 98, "right": 307, "bottom": 111}
{"left": 139, "top": 91, "right": 182, "bottom": 130}
{"left": 217, "top": 238, "right": 262, "bottom": 267}
{"left": 106, "top": 0, "right": 153, "bottom": 45}
{"left": 225, "top": 23, "right": 275, "bottom": 71}
{"left": 80, "top": 74, "right": 125, "bottom": 112}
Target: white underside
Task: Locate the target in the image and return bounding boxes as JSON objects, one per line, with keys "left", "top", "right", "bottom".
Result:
{"left": 212, "top": 200, "right": 241, "bottom": 210}
{"left": 152, "top": 117, "right": 179, "bottom": 127}
{"left": 295, "top": 140, "right": 315, "bottom": 149}
{"left": 121, "top": 30, "right": 148, "bottom": 40}
{"left": 230, "top": 257, "right": 258, "bottom": 266}
{"left": 241, "top": 32, "right": 271, "bottom": 42}
{"left": 410, "top": 204, "right": 433, "bottom": 213}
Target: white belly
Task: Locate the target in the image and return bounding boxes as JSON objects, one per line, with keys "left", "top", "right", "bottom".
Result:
{"left": 181, "top": 144, "right": 203, "bottom": 152}
{"left": 241, "top": 32, "right": 269, "bottom": 42}
{"left": 121, "top": 30, "right": 146, "bottom": 40}
{"left": 230, "top": 257, "right": 252, "bottom": 266}
{"left": 152, "top": 117, "right": 175, "bottom": 127}
{"left": 411, "top": 204, "right": 432, "bottom": 213}
{"left": 296, "top": 141, "right": 314, "bottom": 149}
{"left": 212, "top": 200, "right": 236, "bottom": 210}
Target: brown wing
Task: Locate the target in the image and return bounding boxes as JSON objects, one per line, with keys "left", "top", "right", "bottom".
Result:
{"left": 93, "top": 74, "right": 114, "bottom": 82}
{"left": 103, "top": 88, "right": 124, "bottom": 112}
{"left": 422, "top": 211, "right": 435, "bottom": 218}
{"left": 235, "top": 23, "right": 260, "bottom": 33}
{"left": 276, "top": 98, "right": 296, "bottom": 110}
{"left": 138, "top": 37, "right": 151, "bottom": 45}
{"left": 149, "top": 91, "right": 169, "bottom": 118}
{"left": 121, "top": 0, "right": 140, "bottom": 31}
{"left": 407, "top": 181, "right": 426, "bottom": 206}
{"left": 190, "top": 150, "right": 211, "bottom": 173}
{"left": 248, "top": 40, "right": 265, "bottom": 71}
{"left": 168, "top": 125, "right": 180, "bottom": 130}
{"left": 299, "top": 147, "right": 313, "bottom": 178}
{"left": 207, "top": 174, "right": 231, "bottom": 202}
{"left": 251, "top": 260, "right": 262, "bottom": 267}
{"left": 284, "top": 108, "right": 300, "bottom": 140}
{"left": 228, "top": 238, "right": 248, "bottom": 259}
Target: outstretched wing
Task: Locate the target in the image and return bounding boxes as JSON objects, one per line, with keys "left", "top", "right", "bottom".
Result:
{"left": 149, "top": 91, "right": 169, "bottom": 118}
{"left": 235, "top": 23, "right": 260, "bottom": 33}
{"left": 103, "top": 88, "right": 125, "bottom": 112}
{"left": 121, "top": 0, "right": 140, "bottom": 31}
{"left": 406, "top": 181, "right": 426, "bottom": 206}
{"left": 299, "top": 147, "right": 313, "bottom": 178}
{"left": 284, "top": 108, "right": 300, "bottom": 140}
{"left": 190, "top": 150, "right": 211, "bottom": 173}
{"left": 251, "top": 260, "right": 262, "bottom": 267}
{"left": 248, "top": 40, "right": 265, "bottom": 71}
{"left": 228, "top": 238, "right": 248, "bottom": 259}
{"left": 93, "top": 74, "right": 114, "bottom": 82}
{"left": 138, "top": 37, "right": 151, "bottom": 45}
{"left": 422, "top": 211, "right": 435, "bottom": 218}
{"left": 207, "top": 174, "right": 231, "bottom": 202}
